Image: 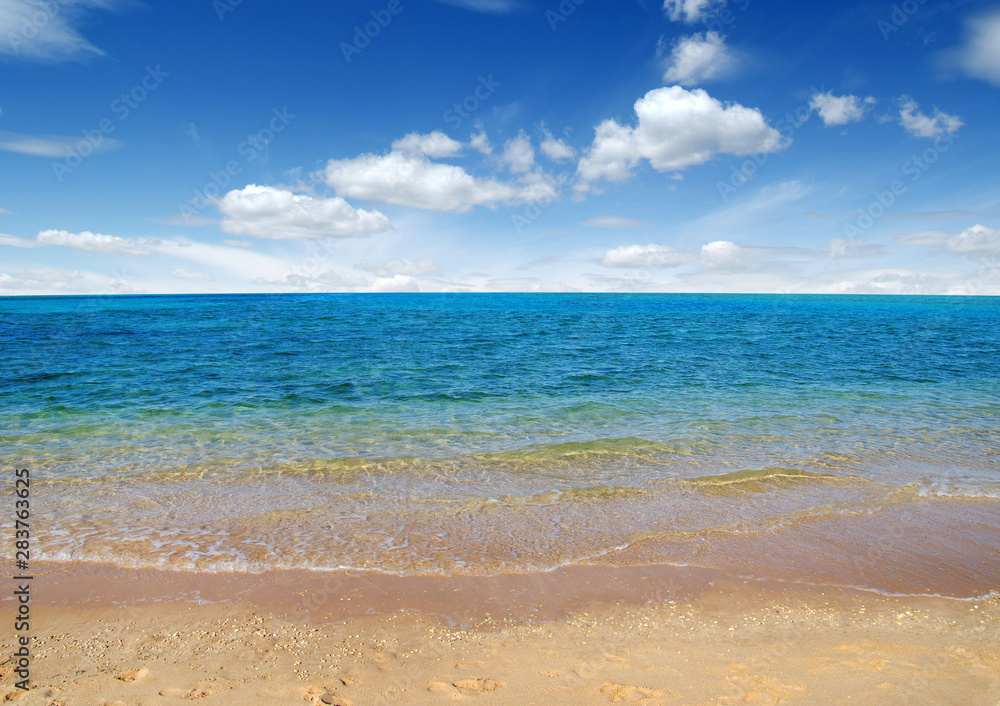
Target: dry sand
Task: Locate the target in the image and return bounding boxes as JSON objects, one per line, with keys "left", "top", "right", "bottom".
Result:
{"left": 2, "top": 562, "right": 999, "bottom": 705}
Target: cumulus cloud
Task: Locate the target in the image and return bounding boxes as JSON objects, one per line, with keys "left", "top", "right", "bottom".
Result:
{"left": 217, "top": 185, "right": 392, "bottom": 240}
{"left": 37, "top": 229, "right": 152, "bottom": 255}
{"left": 371, "top": 274, "right": 420, "bottom": 292}
{"left": 0, "top": 130, "right": 121, "bottom": 157}
{"left": 809, "top": 92, "right": 874, "bottom": 127}
{"left": 663, "top": 32, "right": 734, "bottom": 86}
{"left": 502, "top": 133, "right": 535, "bottom": 173}
{"left": 392, "top": 131, "right": 463, "bottom": 158}
{"left": 357, "top": 257, "right": 443, "bottom": 277}
{"left": 946, "top": 224, "right": 1000, "bottom": 255}
{"left": 171, "top": 269, "right": 213, "bottom": 282}
{"left": 576, "top": 86, "right": 785, "bottom": 190}
{"left": 469, "top": 130, "right": 492, "bottom": 155}
{"left": 584, "top": 217, "right": 651, "bottom": 229}
{"left": 899, "top": 98, "right": 963, "bottom": 139}
{"left": 602, "top": 244, "right": 695, "bottom": 268}
{"left": 0, "top": 0, "right": 123, "bottom": 62}
{"left": 700, "top": 240, "right": 745, "bottom": 270}
{"left": 540, "top": 129, "right": 575, "bottom": 161}
{"left": 662, "top": 0, "right": 725, "bottom": 23}
{"left": 325, "top": 134, "right": 558, "bottom": 212}
{"left": 895, "top": 225, "right": 1000, "bottom": 257}
{"left": 954, "top": 10, "right": 1000, "bottom": 87}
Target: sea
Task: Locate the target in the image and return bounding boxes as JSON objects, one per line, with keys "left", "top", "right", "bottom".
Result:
{"left": 3, "top": 293, "right": 999, "bottom": 598}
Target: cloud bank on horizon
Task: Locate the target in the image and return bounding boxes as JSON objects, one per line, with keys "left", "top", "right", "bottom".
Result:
{"left": 1, "top": 0, "right": 999, "bottom": 295}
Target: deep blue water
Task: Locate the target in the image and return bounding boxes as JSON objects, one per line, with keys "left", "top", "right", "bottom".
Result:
{"left": 2, "top": 294, "right": 999, "bottom": 583}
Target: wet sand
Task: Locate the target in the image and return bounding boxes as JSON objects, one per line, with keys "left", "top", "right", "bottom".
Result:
{"left": 2, "top": 562, "right": 999, "bottom": 704}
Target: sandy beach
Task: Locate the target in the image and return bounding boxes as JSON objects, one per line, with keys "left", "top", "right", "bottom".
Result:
{"left": 2, "top": 562, "right": 998, "bottom": 705}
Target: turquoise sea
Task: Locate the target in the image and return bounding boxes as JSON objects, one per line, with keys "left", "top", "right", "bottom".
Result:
{"left": 3, "top": 294, "right": 999, "bottom": 597}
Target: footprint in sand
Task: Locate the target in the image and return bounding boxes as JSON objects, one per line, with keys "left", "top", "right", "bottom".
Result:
{"left": 454, "top": 678, "right": 505, "bottom": 694}
{"left": 600, "top": 682, "right": 666, "bottom": 702}
{"left": 158, "top": 687, "right": 213, "bottom": 700}
{"left": 428, "top": 682, "right": 463, "bottom": 698}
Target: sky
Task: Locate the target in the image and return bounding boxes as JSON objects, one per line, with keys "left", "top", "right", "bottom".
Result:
{"left": 1, "top": 0, "right": 1000, "bottom": 295}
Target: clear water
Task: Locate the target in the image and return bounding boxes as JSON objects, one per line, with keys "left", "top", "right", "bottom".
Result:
{"left": 3, "top": 294, "right": 998, "bottom": 594}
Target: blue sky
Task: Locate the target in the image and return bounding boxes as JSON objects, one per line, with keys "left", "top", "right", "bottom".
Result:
{"left": 2, "top": 0, "right": 999, "bottom": 294}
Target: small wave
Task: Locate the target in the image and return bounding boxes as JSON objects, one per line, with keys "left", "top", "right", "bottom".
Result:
{"left": 915, "top": 479, "right": 1000, "bottom": 500}
{"left": 454, "top": 485, "right": 646, "bottom": 510}
{"left": 684, "top": 467, "right": 841, "bottom": 489}
{"left": 475, "top": 437, "right": 693, "bottom": 467}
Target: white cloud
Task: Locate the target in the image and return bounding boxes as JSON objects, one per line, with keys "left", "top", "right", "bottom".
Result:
{"left": 357, "top": 257, "right": 442, "bottom": 277}
{"left": 955, "top": 10, "right": 1000, "bottom": 87}
{"left": 946, "top": 224, "right": 1000, "bottom": 255}
{"left": 371, "top": 274, "right": 420, "bottom": 292}
{"left": 502, "top": 133, "right": 535, "bottom": 173}
{"left": 700, "top": 240, "right": 745, "bottom": 270}
{"left": 391, "top": 131, "right": 463, "bottom": 159}
{"left": 576, "top": 86, "right": 785, "bottom": 190}
{"left": 602, "top": 244, "right": 695, "bottom": 268}
{"left": 662, "top": 0, "right": 725, "bottom": 24}
{"left": 218, "top": 185, "right": 392, "bottom": 240}
{"left": 0, "top": 267, "right": 81, "bottom": 293}
{"left": 171, "top": 268, "right": 213, "bottom": 282}
{"left": 0, "top": 0, "right": 122, "bottom": 62}
{"left": 325, "top": 142, "right": 557, "bottom": 213}
{"left": 222, "top": 239, "right": 255, "bottom": 249}
{"left": 0, "top": 130, "right": 121, "bottom": 157}
{"left": 469, "top": 130, "right": 492, "bottom": 155}
{"left": 584, "top": 216, "right": 651, "bottom": 229}
{"left": 540, "top": 130, "right": 575, "bottom": 162}
{"left": 37, "top": 229, "right": 152, "bottom": 255}
{"left": 899, "top": 98, "right": 963, "bottom": 139}
{"left": 663, "top": 32, "right": 734, "bottom": 86}
{"left": 895, "top": 225, "right": 1000, "bottom": 257}
{"left": 0, "top": 233, "right": 36, "bottom": 247}
{"left": 809, "top": 92, "right": 874, "bottom": 127}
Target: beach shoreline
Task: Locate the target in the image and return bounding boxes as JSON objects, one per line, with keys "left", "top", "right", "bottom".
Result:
{"left": 3, "top": 561, "right": 999, "bottom": 704}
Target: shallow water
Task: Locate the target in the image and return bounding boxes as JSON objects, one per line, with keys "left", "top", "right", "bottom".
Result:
{"left": 3, "top": 293, "right": 998, "bottom": 595}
